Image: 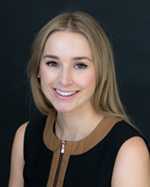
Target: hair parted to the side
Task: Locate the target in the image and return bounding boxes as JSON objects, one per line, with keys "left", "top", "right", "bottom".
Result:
{"left": 27, "top": 11, "right": 130, "bottom": 124}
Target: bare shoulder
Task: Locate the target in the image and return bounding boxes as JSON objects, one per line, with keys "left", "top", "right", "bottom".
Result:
{"left": 12, "top": 121, "right": 29, "bottom": 155}
{"left": 9, "top": 121, "right": 29, "bottom": 187}
{"left": 116, "top": 136, "right": 150, "bottom": 158}
{"left": 12, "top": 122, "right": 29, "bottom": 155}
{"left": 14, "top": 122, "right": 28, "bottom": 142}
{"left": 111, "top": 136, "right": 150, "bottom": 187}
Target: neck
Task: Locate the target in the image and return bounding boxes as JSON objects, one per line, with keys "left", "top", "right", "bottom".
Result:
{"left": 55, "top": 107, "right": 104, "bottom": 141}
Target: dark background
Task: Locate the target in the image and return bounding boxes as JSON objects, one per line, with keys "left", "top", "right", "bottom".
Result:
{"left": 1, "top": 0, "right": 150, "bottom": 186}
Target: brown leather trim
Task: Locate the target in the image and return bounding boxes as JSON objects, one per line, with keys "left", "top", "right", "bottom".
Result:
{"left": 47, "top": 149, "right": 60, "bottom": 186}
{"left": 44, "top": 114, "right": 60, "bottom": 152}
{"left": 55, "top": 152, "right": 70, "bottom": 187}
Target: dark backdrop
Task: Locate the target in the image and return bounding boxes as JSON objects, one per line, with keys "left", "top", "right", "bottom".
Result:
{"left": 1, "top": 0, "right": 150, "bottom": 186}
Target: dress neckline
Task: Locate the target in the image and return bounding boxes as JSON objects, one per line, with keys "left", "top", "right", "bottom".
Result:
{"left": 43, "top": 114, "right": 122, "bottom": 155}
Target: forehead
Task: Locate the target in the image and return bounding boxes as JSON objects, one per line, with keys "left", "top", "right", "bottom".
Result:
{"left": 43, "top": 31, "right": 92, "bottom": 58}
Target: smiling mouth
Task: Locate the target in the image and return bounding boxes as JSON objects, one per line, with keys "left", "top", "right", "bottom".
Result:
{"left": 54, "top": 88, "right": 79, "bottom": 97}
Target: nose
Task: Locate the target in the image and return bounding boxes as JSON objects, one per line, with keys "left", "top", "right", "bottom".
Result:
{"left": 58, "top": 67, "right": 73, "bottom": 86}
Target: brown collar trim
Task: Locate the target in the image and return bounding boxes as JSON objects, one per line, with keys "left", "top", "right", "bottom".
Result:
{"left": 43, "top": 114, "right": 122, "bottom": 155}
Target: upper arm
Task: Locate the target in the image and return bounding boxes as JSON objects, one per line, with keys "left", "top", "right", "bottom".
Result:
{"left": 8, "top": 122, "right": 28, "bottom": 187}
{"left": 111, "top": 136, "right": 150, "bottom": 187}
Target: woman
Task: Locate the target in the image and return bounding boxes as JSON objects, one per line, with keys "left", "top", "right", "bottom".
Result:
{"left": 9, "top": 11, "right": 150, "bottom": 187}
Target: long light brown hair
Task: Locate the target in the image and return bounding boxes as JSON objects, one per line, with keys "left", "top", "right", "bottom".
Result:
{"left": 27, "top": 11, "right": 130, "bottom": 124}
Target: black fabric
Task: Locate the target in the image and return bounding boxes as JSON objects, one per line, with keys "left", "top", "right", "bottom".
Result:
{"left": 23, "top": 116, "right": 52, "bottom": 187}
{"left": 23, "top": 118, "right": 149, "bottom": 187}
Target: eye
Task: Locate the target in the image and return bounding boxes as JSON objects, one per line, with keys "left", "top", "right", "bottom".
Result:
{"left": 46, "top": 61, "right": 58, "bottom": 67}
{"left": 74, "top": 63, "right": 88, "bottom": 69}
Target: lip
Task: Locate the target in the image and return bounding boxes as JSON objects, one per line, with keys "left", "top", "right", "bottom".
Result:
{"left": 53, "top": 88, "right": 79, "bottom": 100}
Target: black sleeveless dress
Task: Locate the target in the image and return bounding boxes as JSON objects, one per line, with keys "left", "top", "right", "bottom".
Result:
{"left": 23, "top": 115, "right": 149, "bottom": 187}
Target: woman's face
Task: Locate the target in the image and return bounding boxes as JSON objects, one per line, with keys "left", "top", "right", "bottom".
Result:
{"left": 38, "top": 31, "right": 96, "bottom": 113}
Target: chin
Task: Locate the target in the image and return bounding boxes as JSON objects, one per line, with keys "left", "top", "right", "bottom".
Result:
{"left": 53, "top": 105, "right": 76, "bottom": 113}
{"left": 55, "top": 108, "right": 74, "bottom": 113}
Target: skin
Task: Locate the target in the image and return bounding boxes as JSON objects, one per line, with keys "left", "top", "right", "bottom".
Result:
{"left": 9, "top": 31, "right": 150, "bottom": 186}
{"left": 39, "top": 31, "right": 96, "bottom": 114}
{"left": 38, "top": 31, "right": 103, "bottom": 140}
{"left": 111, "top": 136, "right": 150, "bottom": 187}
{"left": 9, "top": 123, "right": 27, "bottom": 187}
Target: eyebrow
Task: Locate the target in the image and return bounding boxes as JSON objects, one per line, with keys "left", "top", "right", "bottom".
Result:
{"left": 43, "top": 54, "right": 92, "bottom": 62}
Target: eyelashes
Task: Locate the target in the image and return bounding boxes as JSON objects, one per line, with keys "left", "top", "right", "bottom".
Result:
{"left": 45, "top": 61, "right": 88, "bottom": 70}
{"left": 46, "top": 61, "right": 58, "bottom": 67}
{"left": 74, "top": 63, "right": 88, "bottom": 69}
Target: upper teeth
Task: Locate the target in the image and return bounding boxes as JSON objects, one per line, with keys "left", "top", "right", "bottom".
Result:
{"left": 55, "top": 89, "right": 77, "bottom": 96}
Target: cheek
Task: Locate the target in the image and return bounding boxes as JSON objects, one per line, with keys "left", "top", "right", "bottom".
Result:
{"left": 41, "top": 74, "right": 57, "bottom": 90}
{"left": 77, "top": 71, "right": 96, "bottom": 89}
{"left": 39, "top": 66, "right": 57, "bottom": 86}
